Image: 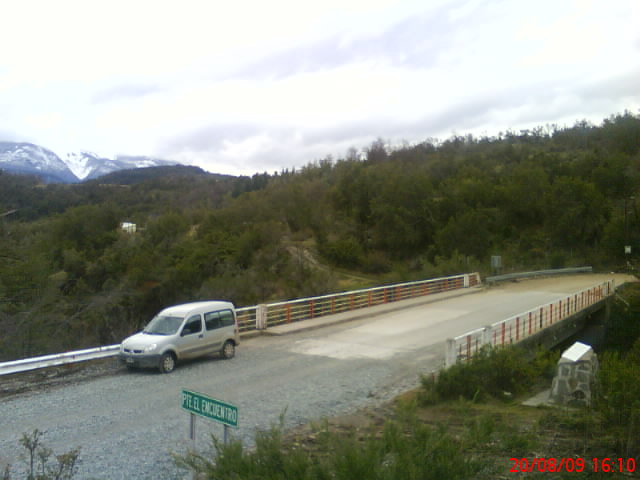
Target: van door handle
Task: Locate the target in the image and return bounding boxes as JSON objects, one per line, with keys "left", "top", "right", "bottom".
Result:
{"left": 198, "top": 334, "right": 204, "bottom": 338}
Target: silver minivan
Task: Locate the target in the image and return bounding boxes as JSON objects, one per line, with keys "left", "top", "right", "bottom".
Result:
{"left": 119, "top": 301, "right": 239, "bottom": 373}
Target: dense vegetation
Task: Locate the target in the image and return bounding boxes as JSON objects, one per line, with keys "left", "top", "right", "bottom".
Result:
{"left": 1, "top": 111, "right": 639, "bottom": 360}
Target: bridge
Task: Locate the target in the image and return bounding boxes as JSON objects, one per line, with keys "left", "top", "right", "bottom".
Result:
{"left": 0, "top": 271, "right": 635, "bottom": 479}
{"left": 446, "top": 277, "right": 616, "bottom": 367}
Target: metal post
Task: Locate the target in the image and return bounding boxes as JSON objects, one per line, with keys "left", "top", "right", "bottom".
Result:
{"left": 189, "top": 412, "right": 196, "bottom": 447}
{"left": 224, "top": 425, "right": 230, "bottom": 445}
{"left": 189, "top": 413, "right": 197, "bottom": 480}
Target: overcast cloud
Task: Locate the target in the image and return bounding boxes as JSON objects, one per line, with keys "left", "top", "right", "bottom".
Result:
{"left": 0, "top": 0, "right": 639, "bottom": 175}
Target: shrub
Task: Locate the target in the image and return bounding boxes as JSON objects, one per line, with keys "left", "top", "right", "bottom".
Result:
{"left": 420, "top": 346, "right": 555, "bottom": 404}
{"left": 2, "top": 429, "right": 80, "bottom": 480}
{"left": 175, "top": 410, "right": 484, "bottom": 480}
{"left": 594, "top": 338, "right": 640, "bottom": 456}
{"left": 320, "top": 236, "right": 364, "bottom": 268}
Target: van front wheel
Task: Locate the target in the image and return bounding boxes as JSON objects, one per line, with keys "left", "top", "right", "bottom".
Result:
{"left": 159, "top": 352, "right": 176, "bottom": 373}
{"left": 221, "top": 341, "right": 235, "bottom": 359}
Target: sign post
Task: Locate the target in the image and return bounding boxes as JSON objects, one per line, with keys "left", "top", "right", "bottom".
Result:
{"left": 181, "top": 388, "right": 238, "bottom": 448}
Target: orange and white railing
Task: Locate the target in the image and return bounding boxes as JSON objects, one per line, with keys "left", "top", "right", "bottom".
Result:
{"left": 445, "top": 280, "right": 614, "bottom": 367}
{"left": 238, "top": 273, "right": 480, "bottom": 331}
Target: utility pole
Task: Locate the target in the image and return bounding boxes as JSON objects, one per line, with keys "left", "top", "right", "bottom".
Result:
{"left": 624, "top": 197, "right": 635, "bottom": 267}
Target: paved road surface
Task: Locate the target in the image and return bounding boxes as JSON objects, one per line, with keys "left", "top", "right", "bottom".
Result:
{"left": 0, "top": 273, "right": 633, "bottom": 479}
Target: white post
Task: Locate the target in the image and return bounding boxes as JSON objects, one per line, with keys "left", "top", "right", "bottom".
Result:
{"left": 482, "top": 326, "right": 492, "bottom": 347}
{"left": 256, "top": 304, "right": 267, "bottom": 330}
{"left": 445, "top": 338, "right": 457, "bottom": 368}
{"left": 464, "top": 274, "right": 470, "bottom": 288}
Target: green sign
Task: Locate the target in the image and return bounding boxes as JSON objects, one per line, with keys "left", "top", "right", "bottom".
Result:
{"left": 181, "top": 389, "right": 238, "bottom": 427}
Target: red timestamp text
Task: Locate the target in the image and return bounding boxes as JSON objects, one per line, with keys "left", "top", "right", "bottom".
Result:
{"left": 509, "top": 457, "right": 637, "bottom": 473}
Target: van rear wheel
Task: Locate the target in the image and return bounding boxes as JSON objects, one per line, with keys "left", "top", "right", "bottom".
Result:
{"left": 159, "top": 352, "right": 176, "bottom": 373}
{"left": 221, "top": 341, "right": 235, "bottom": 359}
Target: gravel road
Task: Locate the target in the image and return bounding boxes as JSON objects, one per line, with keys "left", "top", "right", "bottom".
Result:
{"left": 0, "top": 274, "right": 633, "bottom": 479}
{"left": 0, "top": 328, "right": 442, "bottom": 479}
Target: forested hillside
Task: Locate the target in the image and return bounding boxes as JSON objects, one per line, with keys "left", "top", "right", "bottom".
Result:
{"left": 1, "top": 111, "right": 639, "bottom": 360}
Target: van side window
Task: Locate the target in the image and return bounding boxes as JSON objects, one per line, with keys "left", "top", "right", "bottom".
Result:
{"left": 183, "top": 315, "right": 202, "bottom": 335}
{"left": 219, "top": 310, "right": 235, "bottom": 327}
{"left": 204, "top": 311, "right": 220, "bottom": 331}
{"left": 205, "top": 309, "right": 234, "bottom": 330}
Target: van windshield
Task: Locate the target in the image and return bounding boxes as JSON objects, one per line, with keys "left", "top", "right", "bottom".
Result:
{"left": 143, "top": 315, "right": 183, "bottom": 335}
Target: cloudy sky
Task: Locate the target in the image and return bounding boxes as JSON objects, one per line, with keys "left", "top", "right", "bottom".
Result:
{"left": 1, "top": 0, "right": 639, "bottom": 176}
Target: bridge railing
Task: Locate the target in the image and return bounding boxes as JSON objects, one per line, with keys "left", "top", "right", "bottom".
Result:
{"left": 0, "top": 273, "right": 480, "bottom": 376}
{"left": 446, "top": 280, "right": 614, "bottom": 367}
{"left": 257, "top": 273, "right": 479, "bottom": 329}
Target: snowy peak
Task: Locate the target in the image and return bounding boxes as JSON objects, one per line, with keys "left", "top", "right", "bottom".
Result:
{"left": 64, "top": 151, "right": 105, "bottom": 180}
{"left": 0, "top": 142, "right": 78, "bottom": 183}
{"left": 0, "top": 141, "right": 182, "bottom": 183}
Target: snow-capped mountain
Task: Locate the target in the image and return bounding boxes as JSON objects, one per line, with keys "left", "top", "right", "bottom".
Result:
{"left": 65, "top": 152, "right": 178, "bottom": 181}
{"left": 0, "top": 141, "right": 181, "bottom": 183}
{"left": 0, "top": 141, "right": 78, "bottom": 183}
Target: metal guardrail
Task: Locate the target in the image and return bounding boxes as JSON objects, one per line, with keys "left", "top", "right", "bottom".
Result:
{"left": 485, "top": 266, "right": 593, "bottom": 284}
{"left": 445, "top": 280, "right": 614, "bottom": 367}
{"left": 0, "top": 273, "right": 480, "bottom": 376}
{"left": 0, "top": 345, "right": 121, "bottom": 376}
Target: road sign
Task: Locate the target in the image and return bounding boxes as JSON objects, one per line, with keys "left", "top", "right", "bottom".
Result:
{"left": 181, "top": 389, "right": 238, "bottom": 428}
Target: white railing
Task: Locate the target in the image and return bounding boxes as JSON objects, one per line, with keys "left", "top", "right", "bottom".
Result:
{"left": 445, "top": 280, "right": 614, "bottom": 367}
{"left": 0, "top": 273, "right": 480, "bottom": 376}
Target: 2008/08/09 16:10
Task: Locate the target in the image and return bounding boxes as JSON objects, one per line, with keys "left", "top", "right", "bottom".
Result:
{"left": 510, "top": 457, "right": 637, "bottom": 473}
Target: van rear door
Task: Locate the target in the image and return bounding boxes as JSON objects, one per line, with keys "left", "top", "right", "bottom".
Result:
{"left": 203, "top": 308, "right": 236, "bottom": 353}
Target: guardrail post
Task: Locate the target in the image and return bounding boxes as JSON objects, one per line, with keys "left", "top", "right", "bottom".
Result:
{"left": 445, "top": 338, "right": 456, "bottom": 368}
{"left": 463, "top": 274, "right": 470, "bottom": 288}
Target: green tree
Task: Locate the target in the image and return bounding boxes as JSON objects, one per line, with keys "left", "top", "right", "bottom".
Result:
{"left": 435, "top": 209, "right": 493, "bottom": 260}
{"left": 544, "top": 177, "right": 608, "bottom": 250}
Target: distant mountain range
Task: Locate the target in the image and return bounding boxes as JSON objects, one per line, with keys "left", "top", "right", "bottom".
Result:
{"left": 0, "top": 141, "right": 182, "bottom": 183}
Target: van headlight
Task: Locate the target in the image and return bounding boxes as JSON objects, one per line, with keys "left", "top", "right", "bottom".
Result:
{"left": 144, "top": 343, "right": 157, "bottom": 353}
